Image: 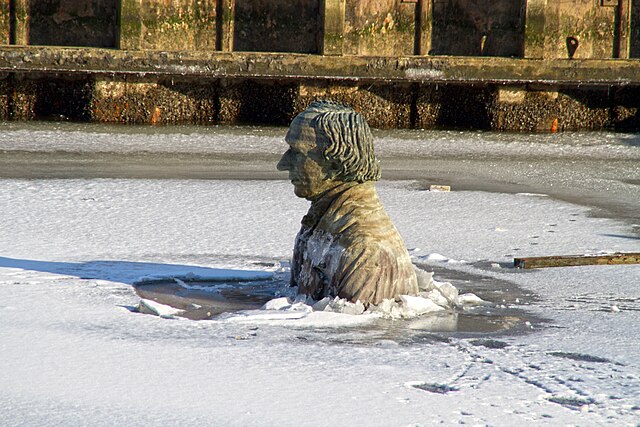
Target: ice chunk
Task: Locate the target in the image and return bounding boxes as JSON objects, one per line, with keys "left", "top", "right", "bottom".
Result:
{"left": 311, "top": 297, "right": 332, "bottom": 311}
{"left": 292, "top": 294, "right": 312, "bottom": 305}
{"left": 398, "top": 295, "right": 445, "bottom": 316}
{"left": 414, "top": 267, "right": 434, "bottom": 292}
{"left": 136, "top": 299, "right": 184, "bottom": 318}
{"left": 174, "top": 278, "right": 189, "bottom": 288}
{"left": 255, "top": 272, "right": 482, "bottom": 321}
{"left": 426, "top": 280, "right": 460, "bottom": 308}
{"left": 261, "top": 297, "right": 292, "bottom": 311}
{"left": 323, "top": 297, "right": 366, "bottom": 315}
{"left": 289, "top": 301, "right": 313, "bottom": 313}
{"left": 458, "top": 293, "right": 486, "bottom": 305}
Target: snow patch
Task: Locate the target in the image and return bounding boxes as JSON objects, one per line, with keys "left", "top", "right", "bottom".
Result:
{"left": 421, "top": 253, "right": 467, "bottom": 265}
{"left": 426, "top": 253, "right": 449, "bottom": 262}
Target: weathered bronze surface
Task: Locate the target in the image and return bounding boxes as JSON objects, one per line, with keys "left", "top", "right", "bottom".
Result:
{"left": 278, "top": 101, "right": 419, "bottom": 305}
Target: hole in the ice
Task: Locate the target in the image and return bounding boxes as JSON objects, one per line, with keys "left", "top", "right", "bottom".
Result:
{"left": 131, "top": 263, "right": 543, "bottom": 338}
{"left": 133, "top": 278, "right": 279, "bottom": 320}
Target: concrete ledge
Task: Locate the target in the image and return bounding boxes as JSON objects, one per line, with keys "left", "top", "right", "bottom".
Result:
{"left": 0, "top": 46, "right": 639, "bottom": 86}
{"left": 1, "top": 46, "right": 638, "bottom": 130}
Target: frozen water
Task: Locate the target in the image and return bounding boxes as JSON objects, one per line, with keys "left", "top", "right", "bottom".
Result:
{"left": 0, "top": 123, "right": 639, "bottom": 426}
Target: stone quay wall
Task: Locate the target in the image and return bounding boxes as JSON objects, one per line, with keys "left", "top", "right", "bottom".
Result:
{"left": 0, "top": 0, "right": 639, "bottom": 131}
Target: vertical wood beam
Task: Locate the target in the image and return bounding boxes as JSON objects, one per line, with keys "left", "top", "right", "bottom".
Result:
{"left": 11, "top": 0, "right": 29, "bottom": 45}
{"left": 415, "top": 0, "right": 432, "bottom": 55}
{"left": 617, "top": 0, "right": 631, "bottom": 58}
{"left": 632, "top": 0, "right": 640, "bottom": 58}
{"left": 118, "top": 0, "right": 142, "bottom": 50}
{"left": 524, "top": 0, "right": 547, "bottom": 58}
{"left": 1, "top": 0, "right": 9, "bottom": 44}
{"left": 216, "top": 0, "right": 235, "bottom": 51}
{"left": 321, "top": 0, "right": 345, "bottom": 55}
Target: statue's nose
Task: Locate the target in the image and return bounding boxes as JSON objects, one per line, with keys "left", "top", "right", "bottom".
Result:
{"left": 277, "top": 151, "right": 291, "bottom": 171}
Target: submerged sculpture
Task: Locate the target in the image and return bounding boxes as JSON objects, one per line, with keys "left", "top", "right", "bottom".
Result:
{"left": 277, "top": 101, "right": 419, "bottom": 306}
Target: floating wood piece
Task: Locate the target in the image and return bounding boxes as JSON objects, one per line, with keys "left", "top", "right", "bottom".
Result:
{"left": 429, "top": 185, "right": 451, "bottom": 192}
{"left": 514, "top": 253, "right": 640, "bottom": 269}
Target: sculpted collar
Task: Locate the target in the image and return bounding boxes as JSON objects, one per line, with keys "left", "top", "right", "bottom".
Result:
{"left": 300, "top": 181, "right": 363, "bottom": 229}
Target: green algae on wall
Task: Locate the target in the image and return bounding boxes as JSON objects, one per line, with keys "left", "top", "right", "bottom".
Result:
{"left": 295, "top": 80, "right": 414, "bottom": 128}
{"left": 524, "top": 0, "right": 546, "bottom": 58}
{"left": 0, "top": 74, "right": 37, "bottom": 120}
{"left": 343, "top": 0, "right": 415, "bottom": 56}
{"left": 91, "top": 76, "right": 219, "bottom": 124}
{"left": 0, "top": 1, "right": 9, "bottom": 44}
{"left": 120, "top": 0, "right": 217, "bottom": 51}
{"left": 491, "top": 88, "right": 613, "bottom": 132}
{"left": 1, "top": 41, "right": 639, "bottom": 131}
{"left": 542, "top": 0, "right": 617, "bottom": 59}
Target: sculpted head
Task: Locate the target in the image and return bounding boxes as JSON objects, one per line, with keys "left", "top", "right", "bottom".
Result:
{"left": 277, "top": 101, "right": 381, "bottom": 200}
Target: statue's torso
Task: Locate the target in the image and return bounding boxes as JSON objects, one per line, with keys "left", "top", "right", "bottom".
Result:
{"left": 291, "top": 182, "right": 418, "bottom": 305}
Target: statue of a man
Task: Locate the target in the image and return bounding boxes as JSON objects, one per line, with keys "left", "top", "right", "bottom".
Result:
{"left": 277, "top": 101, "right": 419, "bottom": 306}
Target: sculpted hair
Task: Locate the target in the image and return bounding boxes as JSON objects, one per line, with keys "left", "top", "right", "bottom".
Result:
{"left": 307, "top": 101, "right": 381, "bottom": 183}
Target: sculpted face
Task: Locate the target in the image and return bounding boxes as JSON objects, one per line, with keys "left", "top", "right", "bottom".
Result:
{"left": 277, "top": 113, "right": 340, "bottom": 200}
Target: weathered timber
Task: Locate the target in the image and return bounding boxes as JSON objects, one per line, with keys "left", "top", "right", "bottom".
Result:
{"left": 0, "top": 46, "right": 639, "bottom": 86}
{"left": 514, "top": 253, "right": 640, "bottom": 269}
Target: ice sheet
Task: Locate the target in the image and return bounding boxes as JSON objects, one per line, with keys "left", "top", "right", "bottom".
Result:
{"left": 0, "top": 126, "right": 639, "bottom": 426}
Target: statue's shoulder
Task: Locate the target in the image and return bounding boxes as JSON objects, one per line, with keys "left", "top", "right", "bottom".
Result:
{"left": 333, "top": 230, "right": 418, "bottom": 304}
{"left": 338, "top": 230, "right": 406, "bottom": 267}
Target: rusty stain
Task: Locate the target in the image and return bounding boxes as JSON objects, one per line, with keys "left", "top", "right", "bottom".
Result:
{"left": 150, "top": 106, "right": 161, "bottom": 125}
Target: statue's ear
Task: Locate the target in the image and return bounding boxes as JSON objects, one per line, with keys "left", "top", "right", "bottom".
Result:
{"left": 327, "top": 160, "right": 342, "bottom": 178}
{"left": 324, "top": 160, "right": 341, "bottom": 179}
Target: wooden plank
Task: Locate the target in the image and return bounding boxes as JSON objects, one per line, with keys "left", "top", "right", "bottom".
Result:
{"left": 514, "top": 252, "right": 640, "bottom": 269}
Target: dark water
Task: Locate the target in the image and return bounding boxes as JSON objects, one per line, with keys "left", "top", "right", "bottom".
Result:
{"left": 133, "top": 263, "right": 544, "bottom": 341}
